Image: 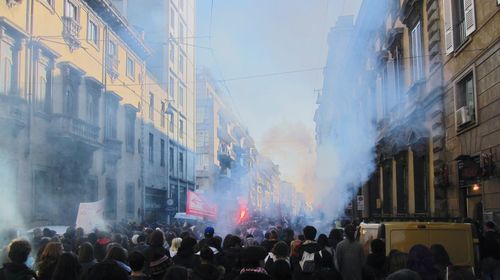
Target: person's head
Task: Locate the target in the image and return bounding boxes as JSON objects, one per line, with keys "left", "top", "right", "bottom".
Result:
{"left": 344, "top": 224, "right": 356, "bottom": 241}
{"left": 229, "top": 235, "right": 242, "bottom": 248}
{"left": 78, "top": 242, "right": 95, "bottom": 263}
{"left": 269, "top": 230, "right": 278, "bottom": 240}
{"left": 85, "top": 260, "right": 129, "bottom": 280}
{"left": 204, "top": 226, "right": 215, "bottom": 239}
{"left": 52, "top": 252, "right": 81, "bottom": 280}
{"left": 430, "top": 244, "right": 451, "bottom": 266}
{"left": 40, "top": 242, "right": 63, "bottom": 261}
{"left": 207, "top": 235, "right": 222, "bottom": 250}
{"left": 386, "top": 269, "right": 422, "bottom": 280}
{"left": 371, "top": 239, "right": 385, "bottom": 255}
{"left": 137, "top": 234, "right": 146, "bottom": 244}
{"left": 163, "top": 265, "right": 189, "bottom": 280}
{"left": 407, "top": 244, "right": 437, "bottom": 279}
{"left": 149, "top": 229, "right": 165, "bottom": 247}
{"left": 105, "top": 245, "right": 128, "bottom": 263}
{"left": 178, "top": 236, "right": 197, "bottom": 253}
{"left": 302, "top": 226, "right": 317, "bottom": 241}
{"left": 200, "top": 246, "right": 214, "bottom": 264}
{"left": 297, "top": 234, "right": 305, "bottom": 242}
{"left": 317, "top": 234, "right": 329, "bottom": 248}
{"left": 170, "top": 237, "right": 182, "bottom": 252}
{"left": 329, "top": 228, "right": 343, "bottom": 241}
{"left": 240, "top": 246, "right": 267, "bottom": 268}
{"left": 272, "top": 241, "right": 289, "bottom": 259}
{"left": 7, "top": 239, "right": 31, "bottom": 264}
{"left": 387, "top": 250, "right": 409, "bottom": 274}
{"left": 128, "top": 251, "right": 145, "bottom": 273}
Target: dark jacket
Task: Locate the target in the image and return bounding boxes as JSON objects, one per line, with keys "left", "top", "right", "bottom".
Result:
{"left": 190, "top": 263, "right": 220, "bottom": 280}
{"left": 0, "top": 263, "right": 37, "bottom": 280}
{"left": 36, "top": 259, "right": 57, "bottom": 280}
{"left": 172, "top": 251, "right": 200, "bottom": 269}
{"left": 482, "top": 230, "right": 500, "bottom": 259}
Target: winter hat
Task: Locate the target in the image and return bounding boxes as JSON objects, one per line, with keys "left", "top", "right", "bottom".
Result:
{"left": 204, "top": 227, "right": 215, "bottom": 238}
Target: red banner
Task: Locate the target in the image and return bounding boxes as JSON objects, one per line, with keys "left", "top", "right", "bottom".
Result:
{"left": 186, "top": 191, "right": 217, "bottom": 219}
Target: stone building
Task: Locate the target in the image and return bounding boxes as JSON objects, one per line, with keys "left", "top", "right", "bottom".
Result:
{"left": 0, "top": 0, "right": 190, "bottom": 227}
{"left": 442, "top": 0, "right": 500, "bottom": 223}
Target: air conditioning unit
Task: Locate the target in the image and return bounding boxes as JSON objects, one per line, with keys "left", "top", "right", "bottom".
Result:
{"left": 456, "top": 106, "right": 472, "bottom": 127}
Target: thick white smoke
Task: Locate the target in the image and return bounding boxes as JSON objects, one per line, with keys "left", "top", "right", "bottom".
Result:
{"left": 314, "top": 0, "right": 390, "bottom": 222}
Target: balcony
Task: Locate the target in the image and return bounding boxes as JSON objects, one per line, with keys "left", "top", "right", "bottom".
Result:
{"left": 104, "top": 138, "right": 122, "bottom": 165}
{"left": 0, "top": 94, "right": 28, "bottom": 137}
{"left": 218, "top": 142, "right": 236, "bottom": 165}
{"left": 62, "top": 17, "right": 81, "bottom": 51}
{"left": 50, "top": 114, "right": 100, "bottom": 149}
{"left": 106, "top": 55, "right": 119, "bottom": 80}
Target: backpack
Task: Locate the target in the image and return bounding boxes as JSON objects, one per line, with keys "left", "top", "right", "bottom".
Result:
{"left": 299, "top": 250, "right": 317, "bottom": 273}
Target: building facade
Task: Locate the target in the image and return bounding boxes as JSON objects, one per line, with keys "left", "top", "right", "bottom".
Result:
{"left": 112, "top": 0, "right": 197, "bottom": 222}
{"left": 442, "top": 0, "right": 500, "bottom": 223}
{"left": 0, "top": 0, "right": 187, "bottom": 227}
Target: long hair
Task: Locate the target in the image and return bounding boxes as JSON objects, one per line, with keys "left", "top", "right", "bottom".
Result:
{"left": 51, "top": 252, "right": 81, "bottom": 280}
{"left": 78, "top": 242, "right": 95, "bottom": 263}
{"left": 40, "top": 242, "right": 63, "bottom": 261}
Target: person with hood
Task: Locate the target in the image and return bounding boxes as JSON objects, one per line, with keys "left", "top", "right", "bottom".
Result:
{"left": 236, "top": 246, "right": 271, "bottom": 280}
{"left": 77, "top": 242, "right": 97, "bottom": 276}
{"left": 0, "top": 239, "right": 37, "bottom": 280}
{"left": 143, "top": 230, "right": 170, "bottom": 280}
{"left": 264, "top": 241, "right": 289, "bottom": 275}
{"left": 191, "top": 247, "right": 222, "bottom": 280}
{"left": 335, "top": 224, "right": 365, "bottom": 280}
{"left": 172, "top": 236, "right": 199, "bottom": 269}
{"left": 293, "top": 226, "right": 322, "bottom": 280}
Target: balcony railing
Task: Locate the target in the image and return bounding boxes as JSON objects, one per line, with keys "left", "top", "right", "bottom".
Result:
{"left": 51, "top": 114, "right": 100, "bottom": 147}
{"left": 62, "top": 17, "right": 81, "bottom": 51}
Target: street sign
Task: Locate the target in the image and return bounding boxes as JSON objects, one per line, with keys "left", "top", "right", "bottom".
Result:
{"left": 166, "top": 198, "right": 177, "bottom": 212}
{"left": 357, "top": 195, "right": 364, "bottom": 210}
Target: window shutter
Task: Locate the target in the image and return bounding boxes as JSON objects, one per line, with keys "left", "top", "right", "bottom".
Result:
{"left": 464, "top": 0, "right": 476, "bottom": 36}
{"left": 443, "top": 0, "right": 454, "bottom": 55}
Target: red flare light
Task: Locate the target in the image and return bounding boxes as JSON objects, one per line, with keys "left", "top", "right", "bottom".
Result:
{"left": 238, "top": 208, "right": 247, "bottom": 224}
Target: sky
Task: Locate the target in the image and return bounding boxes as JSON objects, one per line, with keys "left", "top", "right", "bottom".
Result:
{"left": 196, "top": 0, "right": 362, "bottom": 192}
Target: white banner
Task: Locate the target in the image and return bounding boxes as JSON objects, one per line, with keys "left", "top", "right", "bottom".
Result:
{"left": 75, "top": 200, "right": 105, "bottom": 233}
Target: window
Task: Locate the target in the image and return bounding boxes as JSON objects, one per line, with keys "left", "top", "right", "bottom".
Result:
{"left": 179, "top": 152, "right": 184, "bottom": 177}
{"left": 108, "top": 40, "right": 117, "bottom": 57}
{"left": 169, "top": 77, "right": 175, "bottom": 99}
{"left": 179, "top": 119, "right": 184, "bottom": 138}
{"left": 65, "top": 0, "right": 78, "bottom": 20}
{"left": 161, "top": 101, "right": 166, "bottom": 128}
{"left": 455, "top": 71, "right": 476, "bottom": 128}
{"left": 179, "top": 54, "right": 184, "bottom": 74}
{"left": 126, "top": 56, "right": 135, "bottom": 79}
{"left": 63, "top": 71, "right": 79, "bottom": 117}
{"left": 105, "top": 94, "right": 118, "bottom": 139}
{"left": 170, "top": 8, "right": 175, "bottom": 30}
{"left": 0, "top": 42, "right": 14, "bottom": 95}
{"left": 149, "top": 92, "right": 154, "bottom": 120}
{"left": 87, "top": 93, "right": 99, "bottom": 125}
{"left": 169, "top": 42, "right": 175, "bottom": 62}
{"left": 87, "top": 20, "right": 99, "bottom": 46}
{"left": 36, "top": 62, "right": 51, "bottom": 113}
{"left": 179, "top": 85, "right": 185, "bottom": 107}
{"left": 444, "top": 0, "right": 476, "bottom": 54}
{"left": 169, "top": 114, "right": 175, "bottom": 133}
{"left": 161, "top": 139, "right": 165, "bottom": 166}
{"left": 126, "top": 183, "right": 135, "bottom": 217}
{"left": 169, "top": 147, "right": 174, "bottom": 173}
{"left": 149, "top": 133, "right": 154, "bottom": 163}
{"left": 125, "top": 111, "right": 136, "bottom": 153}
{"left": 410, "top": 21, "right": 424, "bottom": 82}
{"left": 105, "top": 178, "right": 117, "bottom": 219}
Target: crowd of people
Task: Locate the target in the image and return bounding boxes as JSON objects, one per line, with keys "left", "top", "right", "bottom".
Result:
{"left": 0, "top": 219, "right": 499, "bottom": 280}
